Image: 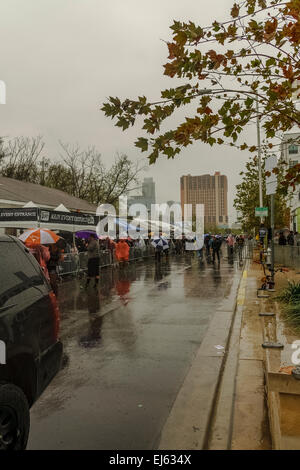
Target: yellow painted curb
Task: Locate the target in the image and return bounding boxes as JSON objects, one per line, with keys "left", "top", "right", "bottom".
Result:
{"left": 237, "top": 270, "right": 247, "bottom": 305}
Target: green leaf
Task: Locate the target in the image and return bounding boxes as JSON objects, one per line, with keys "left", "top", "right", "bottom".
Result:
{"left": 174, "top": 31, "right": 187, "bottom": 46}
{"left": 135, "top": 138, "right": 148, "bottom": 152}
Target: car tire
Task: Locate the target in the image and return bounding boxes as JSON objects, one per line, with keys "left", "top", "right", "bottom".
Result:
{"left": 0, "top": 383, "right": 30, "bottom": 450}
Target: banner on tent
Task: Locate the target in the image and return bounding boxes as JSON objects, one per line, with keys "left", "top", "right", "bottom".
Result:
{"left": 39, "top": 209, "right": 97, "bottom": 226}
{"left": 0, "top": 207, "right": 38, "bottom": 222}
{"left": 0, "top": 208, "right": 98, "bottom": 227}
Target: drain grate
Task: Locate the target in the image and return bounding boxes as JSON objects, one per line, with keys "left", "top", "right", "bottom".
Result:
{"left": 262, "top": 342, "right": 284, "bottom": 349}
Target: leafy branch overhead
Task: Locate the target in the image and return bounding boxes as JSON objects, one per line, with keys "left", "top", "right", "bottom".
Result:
{"left": 102, "top": 0, "right": 300, "bottom": 181}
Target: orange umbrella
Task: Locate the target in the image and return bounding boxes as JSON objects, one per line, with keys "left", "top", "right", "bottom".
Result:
{"left": 19, "top": 228, "right": 60, "bottom": 246}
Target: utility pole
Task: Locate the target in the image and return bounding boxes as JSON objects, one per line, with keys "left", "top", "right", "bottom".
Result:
{"left": 271, "top": 193, "right": 275, "bottom": 284}
{"left": 266, "top": 154, "right": 277, "bottom": 287}
{"left": 256, "top": 100, "right": 264, "bottom": 223}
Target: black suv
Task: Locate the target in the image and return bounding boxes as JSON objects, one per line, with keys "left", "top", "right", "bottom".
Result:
{"left": 0, "top": 235, "right": 63, "bottom": 450}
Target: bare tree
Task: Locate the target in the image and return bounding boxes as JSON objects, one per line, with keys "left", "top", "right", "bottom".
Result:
{"left": 0, "top": 138, "right": 5, "bottom": 165}
{"left": 101, "top": 153, "right": 144, "bottom": 205}
{"left": 0, "top": 136, "right": 45, "bottom": 183}
{"left": 0, "top": 136, "right": 145, "bottom": 206}
{"left": 58, "top": 142, "right": 145, "bottom": 205}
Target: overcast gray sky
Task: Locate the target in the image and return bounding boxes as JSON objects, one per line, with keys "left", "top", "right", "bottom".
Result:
{"left": 0, "top": 0, "right": 256, "bottom": 223}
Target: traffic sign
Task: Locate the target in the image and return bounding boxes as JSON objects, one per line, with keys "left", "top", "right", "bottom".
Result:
{"left": 255, "top": 207, "right": 268, "bottom": 217}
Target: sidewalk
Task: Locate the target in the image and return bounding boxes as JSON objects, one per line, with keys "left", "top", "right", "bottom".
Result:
{"left": 230, "top": 260, "right": 272, "bottom": 450}
{"left": 207, "top": 259, "right": 271, "bottom": 449}
{"left": 211, "top": 257, "right": 300, "bottom": 450}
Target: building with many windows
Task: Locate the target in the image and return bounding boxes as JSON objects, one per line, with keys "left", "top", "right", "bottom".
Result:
{"left": 281, "top": 132, "right": 300, "bottom": 231}
{"left": 180, "top": 172, "right": 228, "bottom": 227}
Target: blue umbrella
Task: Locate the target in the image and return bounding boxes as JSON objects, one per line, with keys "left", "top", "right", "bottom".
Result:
{"left": 151, "top": 238, "right": 169, "bottom": 250}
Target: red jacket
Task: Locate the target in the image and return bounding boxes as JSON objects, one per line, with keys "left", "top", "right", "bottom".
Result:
{"left": 115, "top": 240, "right": 130, "bottom": 261}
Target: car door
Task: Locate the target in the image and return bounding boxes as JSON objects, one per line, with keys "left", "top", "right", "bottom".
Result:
{"left": 0, "top": 237, "right": 48, "bottom": 368}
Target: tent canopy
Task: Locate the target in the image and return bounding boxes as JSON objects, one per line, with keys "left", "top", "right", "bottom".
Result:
{"left": 23, "top": 201, "right": 37, "bottom": 208}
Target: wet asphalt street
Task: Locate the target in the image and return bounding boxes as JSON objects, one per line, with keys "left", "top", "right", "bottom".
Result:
{"left": 28, "top": 252, "right": 243, "bottom": 450}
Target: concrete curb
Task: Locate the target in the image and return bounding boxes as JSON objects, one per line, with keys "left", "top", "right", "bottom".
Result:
{"left": 157, "top": 263, "right": 247, "bottom": 450}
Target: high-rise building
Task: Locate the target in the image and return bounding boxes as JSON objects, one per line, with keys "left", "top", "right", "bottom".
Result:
{"left": 127, "top": 177, "right": 156, "bottom": 213}
{"left": 180, "top": 172, "right": 228, "bottom": 227}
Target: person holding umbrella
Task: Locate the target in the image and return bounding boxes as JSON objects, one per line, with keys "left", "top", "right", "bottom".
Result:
{"left": 151, "top": 232, "right": 169, "bottom": 262}
{"left": 19, "top": 228, "right": 63, "bottom": 295}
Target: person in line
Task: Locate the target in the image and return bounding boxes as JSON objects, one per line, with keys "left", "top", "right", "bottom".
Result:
{"left": 287, "top": 231, "right": 295, "bottom": 246}
{"left": 115, "top": 237, "right": 130, "bottom": 268}
{"left": 85, "top": 234, "right": 100, "bottom": 288}
{"left": 236, "top": 234, "right": 245, "bottom": 262}
{"left": 47, "top": 243, "right": 62, "bottom": 296}
{"left": 195, "top": 235, "right": 204, "bottom": 261}
{"left": 153, "top": 232, "right": 165, "bottom": 262}
{"left": 204, "top": 234, "right": 211, "bottom": 257}
{"left": 32, "top": 244, "right": 50, "bottom": 280}
{"left": 174, "top": 238, "right": 182, "bottom": 255}
{"left": 278, "top": 232, "right": 287, "bottom": 246}
{"left": 212, "top": 235, "right": 222, "bottom": 264}
{"left": 227, "top": 233, "right": 235, "bottom": 258}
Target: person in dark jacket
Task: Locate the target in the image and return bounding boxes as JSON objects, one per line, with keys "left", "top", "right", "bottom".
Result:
{"left": 212, "top": 235, "right": 222, "bottom": 264}
{"left": 278, "top": 232, "right": 287, "bottom": 246}
{"left": 85, "top": 234, "right": 100, "bottom": 288}
{"left": 47, "top": 243, "right": 62, "bottom": 296}
{"left": 287, "top": 231, "right": 295, "bottom": 246}
{"left": 204, "top": 234, "right": 211, "bottom": 257}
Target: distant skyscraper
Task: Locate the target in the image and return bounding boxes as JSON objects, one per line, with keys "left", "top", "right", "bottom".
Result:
{"left": 128, "top": 177, "right": 156, "bottom": 213}
{"left": 180, "top": 172, "right": 228, "bottom": 227}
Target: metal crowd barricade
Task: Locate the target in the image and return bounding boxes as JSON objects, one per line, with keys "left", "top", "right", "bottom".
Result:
{"left": 57, "top": 246, "right": 156, "bottom": 278}
{"left": 58, "top": 252, "right": 80, "bottom": 276}
{"left": 99, "top": 249, "right": 113, "bottom": 267}
{"left": 274, "top": 245, "right": 300, "bottom": 270}
{"left": 129, "top": 247, "right": 142, "bottom": 260}
{"left": 225, "top": 239, "right": 254, "bottom": 261}
{"left": 242, "top": 240, "right": 254, "bottom": 259}
{"left": 78, "top": 252, "right": 88, "bottom": 273}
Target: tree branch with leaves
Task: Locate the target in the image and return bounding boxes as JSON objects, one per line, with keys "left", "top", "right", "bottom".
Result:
{"left": 102, "top": 0, "right": 300, "bottom": 185}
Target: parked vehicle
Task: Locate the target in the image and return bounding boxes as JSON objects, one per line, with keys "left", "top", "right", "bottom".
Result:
{"left": 0, "top": 235, "right": 63, "bottom": 450}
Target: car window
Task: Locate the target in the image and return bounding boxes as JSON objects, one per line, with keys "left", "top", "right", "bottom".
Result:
{"left": 0, "top": 241, "right": 44, "bottom": 308}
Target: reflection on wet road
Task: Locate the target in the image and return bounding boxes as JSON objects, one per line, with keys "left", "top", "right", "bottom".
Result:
{"left": 28, "top": 253, "right": 242, "bottom": 450}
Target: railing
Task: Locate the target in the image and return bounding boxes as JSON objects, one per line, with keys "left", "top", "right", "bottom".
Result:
{"left": 58, "top": 246, "right": 155, "bottom": 277}
{"left": 57, "top": 241, "right": 255, "bottom": 277}
{"left": 274, "top": 245, "right": 300, "bottom": 270}
{"left": 225, "top": 240, "right": 254, "bottom": 260}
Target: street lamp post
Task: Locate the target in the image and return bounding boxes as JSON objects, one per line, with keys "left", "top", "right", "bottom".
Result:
{"left": 256, "top": 101, "right": 264, "bottom": 223}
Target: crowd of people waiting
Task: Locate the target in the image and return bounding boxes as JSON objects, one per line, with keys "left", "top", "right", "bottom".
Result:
{"left": 277, "top": 230, "right": 300, "bottom": 246}
{"left": 28, "top": 231, "right": 250, "bottom": 293}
